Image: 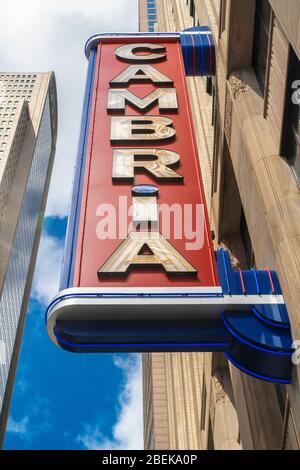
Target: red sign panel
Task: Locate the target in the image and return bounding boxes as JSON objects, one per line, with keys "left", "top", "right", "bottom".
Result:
{"left": 74, "top": 37, "right": 219, "bottom": 290}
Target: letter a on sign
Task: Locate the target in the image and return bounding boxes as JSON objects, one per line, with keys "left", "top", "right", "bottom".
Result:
{"left": 110, "top": 64, "right": 173, "bottom": 86}
{"left": 98, "top": 232, "right": 197, "bottom": 277}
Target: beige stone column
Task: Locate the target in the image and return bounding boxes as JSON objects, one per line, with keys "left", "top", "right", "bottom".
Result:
{"left": 230, "top": 365, "right": 283, "bottom": 449}
{"left": 209, "top": 353, "right": 242, "bottom": 450}
{"left": 156, "top": 0, "right": 176, "bottom": 32}
{"left": 143, "top": 353, "right": 170, "bottom": 450}
{"left": 211, "top": 367, "right": 242, "bottom": 450}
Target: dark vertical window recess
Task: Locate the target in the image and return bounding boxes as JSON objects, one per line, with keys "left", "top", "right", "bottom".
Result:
{"left": 220, "top": 0, "right": 227, "bottom": 36}
{"left": 275, "top": 384, "right": 287, "bottom": 419}
{"left": 207, "top": 418, "right": 215, "bottom": 450}
{"left": 189, "top": 0, "right": 195, "bottom": 19}
{"left": 206, "top": 77, "right": 213, "bottom": 96}
{"left": 252, "top": 0, "right": 271, "bottom": 94}
{"left": 200, "top": 380, "right": 207, "bottom": 431}
{"left": 206, "top": 76, "right": 213, "bottom": 95}
{"left": 282, "top": 46, "right": 300, "bottom": 185}
{"left": 212, "top": 110, "right": 221, "bottom": 194}
{"left": 240, "top": 208, "right": 255, "bottom": 268}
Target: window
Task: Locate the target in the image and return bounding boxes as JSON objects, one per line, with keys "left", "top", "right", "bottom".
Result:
{"left": 252, "top": 0, "right": 271, "bottom": 93}
{"left": 282, "top": 46, "right": 300, "bottom": 184}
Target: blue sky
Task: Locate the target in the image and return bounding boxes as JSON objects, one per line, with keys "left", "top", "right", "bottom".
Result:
{"left": 4, "top": 221, "right": 142, "bottom": 451}
{"left": 5, "top": 219, "right": 142, "bottom": 449}
{"left": 0, "top": 0, "right": 143, "bottom": 450}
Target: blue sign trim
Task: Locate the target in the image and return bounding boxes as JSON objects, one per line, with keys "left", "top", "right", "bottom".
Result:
{"left": 60, "top": 48, "right": 97, "bottom": 290}
{"left": 225, "top": 353, "right": 291, "bottom": 384}
{"left": 252, "top": 307, "right": 290, "bottom": 330}
{"left": 55, "top": 333, "right": 230, "bottom": 351}
{"left": 84, "top": 30, "right": 216, "bottom": 77}
{"left": 221, "top": 314, "right": 293, "bottom": 356}
{"left": 180, "top": 27, "right": 216, "bottom": 77}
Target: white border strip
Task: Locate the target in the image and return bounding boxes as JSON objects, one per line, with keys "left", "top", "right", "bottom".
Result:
{"left": 46, "top": 290, "right": 285, "bottom": 347}
{"left": 52, "top": 286, "right": 223, "bottom": 297}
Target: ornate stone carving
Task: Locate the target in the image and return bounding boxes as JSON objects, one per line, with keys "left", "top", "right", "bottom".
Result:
{"left": 224, "top": 84, "right": 233, "bottom": 146}
{"left": 228, "top": 71, "right": 249, "bottom": 99}
{"left": 219, "top": 241, "right": 240, "bottom": 269}
{"left": 224, "top": 71, "right": 249, "bottom": 148}
{"left": 212, "top": 368, "right": 229, "bottom": 405}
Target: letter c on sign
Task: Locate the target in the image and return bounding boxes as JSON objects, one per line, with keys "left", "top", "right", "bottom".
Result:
{"left": 115, "top": 43, "right": 167, "bottom": 63}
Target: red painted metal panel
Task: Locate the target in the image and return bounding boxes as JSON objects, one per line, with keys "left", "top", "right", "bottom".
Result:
{"left": 74, "top": 37, "right": 219, "bottom": 289}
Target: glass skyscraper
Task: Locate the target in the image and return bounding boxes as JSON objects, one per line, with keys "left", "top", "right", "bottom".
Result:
{"left": 0, "top": 72, "right": 57, "bottom": 445}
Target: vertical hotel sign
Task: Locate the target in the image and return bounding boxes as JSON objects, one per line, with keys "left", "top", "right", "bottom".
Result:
{"left": 46, "top": 34, "right": 294, "bottom": 384}
{"left": 46, "top": 35, "right": 222, "bottom": 351}
{"left": 74, "top": 37, "right": 219, "bottom": 292}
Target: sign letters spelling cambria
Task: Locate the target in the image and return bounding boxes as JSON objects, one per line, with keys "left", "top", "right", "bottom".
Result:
{"left": 101, "top": 43, "right": 195, "bottom": 276}
{"left": 72, "top": 38, "right": 218, "bottom": 290}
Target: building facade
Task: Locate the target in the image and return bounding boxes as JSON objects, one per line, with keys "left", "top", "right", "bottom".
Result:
{"left": 141, "top": 0, "right": 300, "bottom": 450}
{"left": 139, "top": 0, "right": 157, "bottom": 32}
{"left": 0, "top": 72, "right": 57, "bottom": 445}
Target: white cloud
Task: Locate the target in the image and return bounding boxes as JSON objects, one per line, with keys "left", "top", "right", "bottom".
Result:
{"left": 31, "top": 233, "right": 64, "bottom": 305}
{"left": 0, "top": 0, "right": 138, "bottom": 218}
{"left": 7, "top": 416, "right": 29, "bottom": 436}
{"left": 0, "top": 2, "right": 142, "bottom": 450}
{"left": 16, "top": 379, "right": 29, "bottom": 396}
{"left": 6, "top": 394, "right": 54, "bottom": 443}
{"left": 77, "top": 354, "right": 143, "bottom": 450}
